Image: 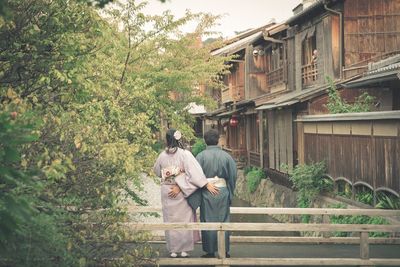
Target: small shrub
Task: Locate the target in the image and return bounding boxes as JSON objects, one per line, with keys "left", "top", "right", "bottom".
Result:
{"left": 191, "top": 138, "right": 206, "bottom": 157}
{"left": 330, "top": 204, "right": 389, "bottom": 237}
{"left": 243, "top": 166, "right": 256, "bottom": 176}
{"left": 355, "top": 190, "right": 374, "bottom": 206}
{"left": 246, "top": 168, "right": 266, "bottom": 193}
{"left": 376, "top": 192, "right": 400, "bottom": 210}
{"left": 325, "top": 76, "right": 374, "bottom": 114}
{"left": 287, "top": 161, "right": 332, "bottom": 207}
{"left": 337, "top": 180, "right": 352, "bottom": 198}
{"left": 284, "top": 161, "right": 334, "bottom": 222}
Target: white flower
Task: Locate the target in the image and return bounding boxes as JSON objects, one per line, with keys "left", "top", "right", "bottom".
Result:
{"left": 173, "top": 130, "right": 182, "bottom": 141}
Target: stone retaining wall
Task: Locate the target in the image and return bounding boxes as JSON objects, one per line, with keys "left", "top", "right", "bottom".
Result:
{"left": 234, "top": 169, "right": 400, "bottom": 226}
{"left": 234, "top": 170, "right": 299, "bottom": 222}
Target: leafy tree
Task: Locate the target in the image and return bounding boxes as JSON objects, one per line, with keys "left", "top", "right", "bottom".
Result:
{"left": 0, "top": 0, "right": 229, "bottom": 265}
{"left": 0, "top": 109, "right": 39, "bottom": 250}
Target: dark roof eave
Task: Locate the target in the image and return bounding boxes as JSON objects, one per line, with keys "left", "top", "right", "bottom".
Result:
{"left": 204, "top": 107, "right": 227, "bottom": 117}
{"left": 286, "top": 0, "right": 325, "bottom": 25}
{"left": 343, "top": 72, "right": 399, "bottom": 88}
{"left": 235, "top": 99, "right": 255, "bottom": 108}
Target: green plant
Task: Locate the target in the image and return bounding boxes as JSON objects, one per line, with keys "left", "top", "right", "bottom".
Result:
{"left": 286, "top": 162, "right": 331, "bottom": 210}
{"left": 151, "top": 140, "right": 164, "bottom": 152}
{"left": 246, "top": 168, "right": 266, "bottom": 193}
{"left": 355, "top": 190, "right": 374, "bottom": 206}
{"left": 325, "top": 76, "right": 374, "bottom": 114}
{"left": 191, "top": 138, "right": 206, "bottom": 157}
{"left": 376, "top": 192, "right": 400, "bottom": 210}
{"left": 0, "top": 110, "right": 78, "bottom": 266}
{"left": 244, "top": 166, "right": 257, "bottom": 176}
{"left": 0, "top": 111, "right": 40, "bottom": 250}
{"left": 337, "top": 180, "right": 352, "bottom": 198}
{"left": 0, "top": 0, "right": 231, "bottom": 265}
{"left": 330, "top": 204, "right": 389, "bottom": 237}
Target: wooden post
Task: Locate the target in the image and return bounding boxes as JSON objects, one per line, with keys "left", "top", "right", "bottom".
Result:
{"left": 360, "top": 231, "right": 371, "bottom": 267}
{"left": 322, "top": 214, "right": 330, "bottom": 238}
{"left": 246, "top": 115, "right": 251, "bottom": 165}
{"left": 217, "top": 230, "right": 226, "bottom": 259}
{"left": 259, "top": 110, "right": 264, "bottom": 168}
{"left": 297, "top": 121, "right": 304, "bottom": 165}
{"left": 217, "top": 230, "right": 227, "bottom": 267}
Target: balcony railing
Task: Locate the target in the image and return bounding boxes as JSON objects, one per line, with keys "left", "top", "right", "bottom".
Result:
{"left": 221, "top": 87, "right": 245, "bottom": 103}
{"left": 249, "top": 151, "right": 261, "bottom": 167}
{"left": 302, "top": 62, "right": 318, "bottom": 86}
{"left": 221, "top": 88, "right": 233, "bottom": 103}
{"left": 266, "top": 67, "right": 284, "bottom": 87}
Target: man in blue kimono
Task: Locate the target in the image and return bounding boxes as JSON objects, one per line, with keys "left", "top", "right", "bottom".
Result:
{"left": 196, "top": 129, "right": 237, "bottom": 258}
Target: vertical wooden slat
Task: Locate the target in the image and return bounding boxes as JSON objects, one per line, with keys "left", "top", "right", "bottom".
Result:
{"left": 217, "top": 230, "right": 226, "bottom": 259}
{"left": 295, "top": 33, "right": 303, "bottom": 91}
{"left": 268, "top": 111, "right": 276, "bottom": 169}
{"left": 320, "top": 17, "right": 330, "bottom": 83}
{"left": 322, "top": 214, "right": 331, "bottom": 238}
{"left": 331, "top": 14, "right": 340, "bottom": 78}
{"left": 297, "top": 121, "right": 305, "bottom": 165}
{"left": 246, "top": 115, "right": 251, "bottom": 165}
{"left": 286, "top": 110, "right": 294, "bottom": 170}
{"left": 259, "top": 111, "right": 264, "bottom": 168}
{"left": 245, "top": 45, "right": 250, "bottom": 99}
{"left": 279, "top": 111, "right": 286, "bottom": 170}
{"left": 287, "top": 36, "right": 295, "bottom": 91}
{"left": 360, "top": 232, "right": 370, "bottom": 259}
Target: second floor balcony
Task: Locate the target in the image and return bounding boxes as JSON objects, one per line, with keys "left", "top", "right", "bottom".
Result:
{"left": 266, "top": 66, "right": 284, "bottom": 88}
{"left": 302, "top": 61, "right": 318, "bottom": 87}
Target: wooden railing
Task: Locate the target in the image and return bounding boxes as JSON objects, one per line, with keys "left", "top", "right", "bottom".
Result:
{"left": 249, "top": 151, "right": 261, "bottom": 167}
{"left": 302, "top": 62, "right": 318, "bottom": 86}
{"left": 222, "top": 148, "right": 246, "bottom": 161}
{"left": 128, "top": 207, "right": 400, "bottom": 266}
{"left": 266, "top": 67, "right": 284, "bottom": 87}
{"left": 221, "top": 88, "right": 233, "bottom": 103}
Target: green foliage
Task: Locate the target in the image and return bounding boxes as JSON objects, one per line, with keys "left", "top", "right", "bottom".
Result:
{"left": 0, "top": 110, "right": 39, "bottom": 250}
{"left": 355, "top": 190, "right": 374, "bottom": 206}
{"left": 151, "top": 140, "right": 164, "bottom": 153}
{"left": 243, "top": 165, "right": 257, "bottom": 176}
{"left": 337, "top": 180, "right": 352, "bottom": 198}
{"left": 286, "top": 162, "right": 332, "bottom": 219}
{"left": 0, "top": 0, "right": 229, "bottom": 265}
{"left": 78, "top": 0, "right": 114, "bottom": 8}
{"left": 325, "top": 76, "right": 374, "bottom": 114}
{"left": 246, "top": 167, "right": 266, "bottom": 193}
{"left": 0, "top": 110, "right": 76, "bottom": 266}
{"left": 191, "top": 138, "right": 206, "bottom": 157}
{"left": 376, "top": 192, "right": 400, "bottom": 210}
{"left": 329, "top": 204, "right": 389, "bottom": 237}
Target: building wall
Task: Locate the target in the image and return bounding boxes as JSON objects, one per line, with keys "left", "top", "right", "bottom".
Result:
{"left": 343, "top": 0, "right": 400, "bottom": 78}
{"left": 308, "top": 87, "right": 394, "bottom": 115}
{"left": 267, "top": 109, "right": 294, "bottom": 171}
{"left": 298, "top": 118, "right": 400, "bottom": 194}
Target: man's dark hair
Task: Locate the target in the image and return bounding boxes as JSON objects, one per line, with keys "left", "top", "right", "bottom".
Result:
{"left": 204, "top": 129, "right": 219, "bottom": 145}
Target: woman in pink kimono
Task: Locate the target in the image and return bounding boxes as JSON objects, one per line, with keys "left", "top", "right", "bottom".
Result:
{"left": 153, "top": 129, "right": 218, "bottom": 258}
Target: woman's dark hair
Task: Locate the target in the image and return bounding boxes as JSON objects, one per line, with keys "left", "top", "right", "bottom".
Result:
{"left": 165, "top": 128, "right": 185, "bottom": 153}
{"left": 204, "top": 129, "right": 219, "bottom": 146}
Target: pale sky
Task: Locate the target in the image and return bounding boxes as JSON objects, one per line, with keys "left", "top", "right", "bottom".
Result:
{"left": 142, "top": 0, "right": 301, "bottom": 38}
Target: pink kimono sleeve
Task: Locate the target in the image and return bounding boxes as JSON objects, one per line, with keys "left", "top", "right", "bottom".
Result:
{"left": 175, "top": 150, "right": 208, "bottom": 197}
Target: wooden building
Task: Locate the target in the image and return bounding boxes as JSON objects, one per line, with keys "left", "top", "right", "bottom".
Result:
{"left": 208, "top": 26, "right": 275, "bottom": 163}
{"left": 205, "top": 0, "right": 400, "bottom": 196}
